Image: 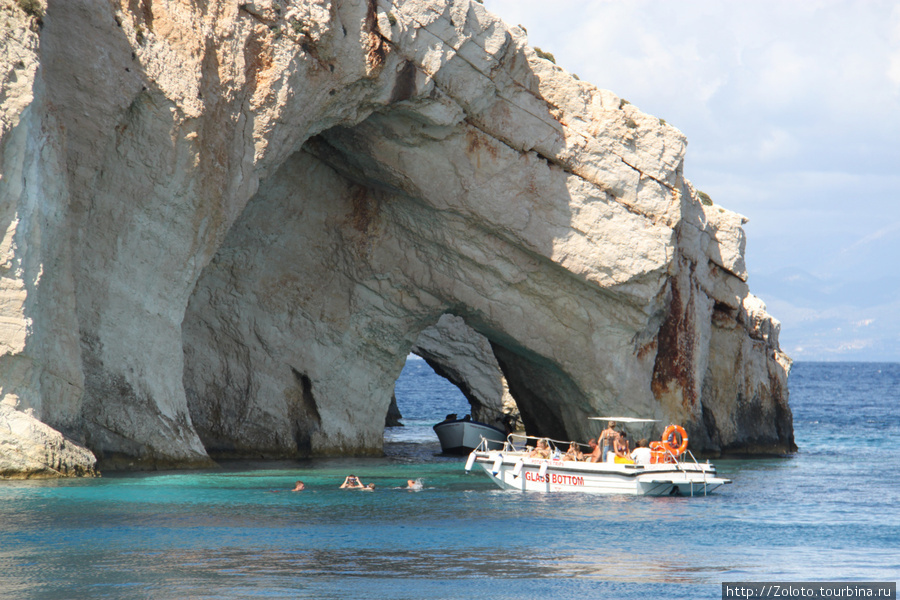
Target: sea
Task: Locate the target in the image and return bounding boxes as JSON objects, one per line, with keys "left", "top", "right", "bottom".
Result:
{"left": 0, "top": 360, "right": 897, "bottom": 599}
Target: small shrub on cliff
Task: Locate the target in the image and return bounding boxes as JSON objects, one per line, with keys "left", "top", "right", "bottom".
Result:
{"left": 16, "top": 0, "right": 42, "bottom": 19}
{"left": 291, "top": 18, "right": 308, "bottom": 37}
{"left": 533, "top": 47, "right": 556, "bottom": 64}
{"left": 697, "top": 191, "right": 713, "bottom": 206}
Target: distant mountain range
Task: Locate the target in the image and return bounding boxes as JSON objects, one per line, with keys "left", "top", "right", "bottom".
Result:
{"left": 750, "top": 268, "right": 900, "bottom": 362}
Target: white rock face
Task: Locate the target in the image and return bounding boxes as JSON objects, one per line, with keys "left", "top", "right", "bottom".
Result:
{"left": 0, "top": 0, "right": 793, "bottom": 474}
{"left": 411, "top": 314, "right": 519, "bottom": 430}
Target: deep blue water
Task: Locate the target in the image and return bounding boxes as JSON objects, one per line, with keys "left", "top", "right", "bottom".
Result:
{"left": 0, "top": 360, "right": 898, "bottom": 599}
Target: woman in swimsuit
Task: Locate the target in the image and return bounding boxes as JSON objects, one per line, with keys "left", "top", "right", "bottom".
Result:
{"left": 528, "top": 438, "right": 551, "bottom": 459}
{"left": 613, "top": 432, "right": 630, "bottom": 461}
{"left": 563, "top": 442, "right": 583, "bottom": 461}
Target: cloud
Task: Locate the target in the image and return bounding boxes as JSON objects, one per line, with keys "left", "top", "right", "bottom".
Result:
{"left": 486, "top": 1, "right": 900, "bottom": 162}
{"left": 840, "top": 221, "right": 900, "bottom": 255}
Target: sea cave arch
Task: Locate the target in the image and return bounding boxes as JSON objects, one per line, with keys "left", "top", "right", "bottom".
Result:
{"left": 0, "top": 0, "right": 794, "bottom": 477}
{"left": 182, "top": 103, "right": 666, "bottom": 459}
{"left": 402, "top": 314, "right": 521, "bottom": 435}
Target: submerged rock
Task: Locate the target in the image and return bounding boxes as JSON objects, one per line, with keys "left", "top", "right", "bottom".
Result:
{"left": 0, "top": 0, "right": 793, "bottom": 474}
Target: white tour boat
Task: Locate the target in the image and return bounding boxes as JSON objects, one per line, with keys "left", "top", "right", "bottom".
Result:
{"left": 464, "top": 424, "right": 731, "bottom": 497}
{"left": 433, "top": 414, "right": 507, "bottom": 454}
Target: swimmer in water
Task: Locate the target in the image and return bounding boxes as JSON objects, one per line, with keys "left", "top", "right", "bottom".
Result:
{"left": 340, "top": 475, "right": 365, "bottom": 489}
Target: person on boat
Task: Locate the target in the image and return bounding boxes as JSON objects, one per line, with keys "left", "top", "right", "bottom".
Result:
{"left": 529, "top": 438, "right": 551, "bottom": 459}
{"left": 340, "top": 475, "right": 366, "bottom": 489}
{"left": 598, "top": 421, "right": 619, "bottom": 461}
{"left": 501, "top": 413, "right": 517, "bottom": 435}
{"left": 611, "top": 432, "right": 630, "bottom": 462}
{"left": 292, "top": 480, "right": 305, "bottom": 491}
{"left": 583, "top": 438, "right": 602, "bottom": 462}
{"left": 630, "top": 439, "right": 652, "bottom": 465}
{"left": 563, "top": 442, "right": 583, "bottom": 461}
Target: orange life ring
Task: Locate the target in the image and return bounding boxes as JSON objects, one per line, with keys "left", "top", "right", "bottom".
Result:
{"left": 662, "top": 424, "right": 689, "bottom": 456}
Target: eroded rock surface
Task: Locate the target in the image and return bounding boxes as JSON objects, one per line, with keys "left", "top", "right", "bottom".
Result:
{"left": 0, "top": 0, "right": 793, "bottom": 474}
{"left": 0, "top": 404, "right": 97, "bottom": 478}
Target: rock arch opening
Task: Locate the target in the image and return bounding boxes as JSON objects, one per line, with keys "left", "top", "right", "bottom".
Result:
{"left": 181, "top": 103, "right": 645, "bottom": 458}
{"left": 392, "top": 314, "right": 521, "bottom": 435}
{"left": 387, "top": 355, "right": 470, "bottom": 439}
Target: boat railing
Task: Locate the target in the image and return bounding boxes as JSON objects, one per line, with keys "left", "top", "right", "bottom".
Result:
{"left": 471, "top": 434, "right": 579, "bottom": 454}
{"left": 671, "top": 448, "right": 694, "bottom": 468}
{"left": 473, "top": 436, "right": 517, "bottom": 453}
{"left": 503, "top": 433, "right": 585, "bottom": 455}
{"left": 474, "top": 433, "right": 706, "bottom": 471}
{"left": 663, "top": 445, "right": 704, "bottom": 470}
{"left": 679, "top": 448, "right": 712, "bottom": 496}
{"left": 682, "top": 449, "right": 700, "bottom": 465}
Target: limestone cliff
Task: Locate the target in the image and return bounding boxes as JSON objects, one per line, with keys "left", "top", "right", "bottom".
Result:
{"left": 0, "top": 0, "right": 793, "bottom": 476}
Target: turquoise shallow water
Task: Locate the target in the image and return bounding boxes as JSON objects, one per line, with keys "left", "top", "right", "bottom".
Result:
{"left": 1, "top": 361, "right": 898, "bottom": 599}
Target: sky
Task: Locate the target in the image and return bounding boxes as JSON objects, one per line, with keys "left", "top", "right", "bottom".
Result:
{"left": 483, "top": 0, "right": 900, "bottom": 362}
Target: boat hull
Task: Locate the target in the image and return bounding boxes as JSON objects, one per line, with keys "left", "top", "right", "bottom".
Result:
{"left": 468, "top": 451, "right": 730, "bottom": 496}
{"left": 433, "top": 420, "right": 507, "bottom": 454}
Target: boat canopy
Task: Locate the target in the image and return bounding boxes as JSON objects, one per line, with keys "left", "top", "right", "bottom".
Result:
{"left": 588, "top": 417, "right": 659, "bottom": 423}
